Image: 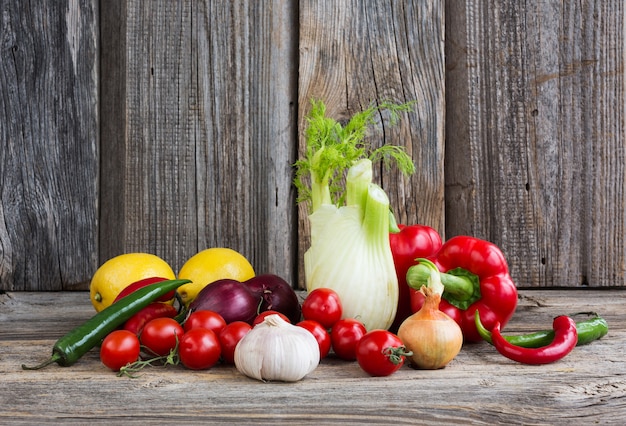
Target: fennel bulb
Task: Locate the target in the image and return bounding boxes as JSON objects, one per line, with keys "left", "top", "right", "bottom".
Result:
{"left": 304, "top": 160, "right": 399, "bottom": 330}
{"left": 295, "top": 99, "right": 416, "bottom": 331}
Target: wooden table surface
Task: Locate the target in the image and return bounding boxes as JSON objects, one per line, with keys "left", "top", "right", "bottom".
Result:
{"left": 1, "top": 289, "right": 624, "bottom": 425}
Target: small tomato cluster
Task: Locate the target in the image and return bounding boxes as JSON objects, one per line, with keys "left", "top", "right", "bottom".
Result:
{"left": 100, "top": 309, "right": 255, "bottom": 375}
{"left": 298, "top": 288, "right": 411, "bottom": 377}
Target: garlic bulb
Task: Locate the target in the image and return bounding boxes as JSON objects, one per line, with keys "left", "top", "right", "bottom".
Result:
{"left": 234, "top": 314, "right": 320, "bottom": 382}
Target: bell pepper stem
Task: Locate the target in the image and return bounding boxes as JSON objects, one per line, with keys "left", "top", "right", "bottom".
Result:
{"left": 406, "top": 261, "right": 475, "bottom": 301}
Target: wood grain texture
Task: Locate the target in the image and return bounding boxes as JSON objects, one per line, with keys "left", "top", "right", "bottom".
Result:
{"left": 445, "top": 1, "right": 625, "bottom": 287}
{"left": 297, "top": 0, "right": 445, "bottom": 287}
{"left": 99, "top": 1, "right": 298, "bottom": 283}
{"left": 2, "top": 289, "right": 624, "bottom": 424}
{"left": 0, "top": 0, "right": 98, "bottom": 291}
{"left": 3, "top": 0, "right": 625, "bottom": 291}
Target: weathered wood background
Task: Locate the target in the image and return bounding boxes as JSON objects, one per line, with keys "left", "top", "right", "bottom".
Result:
{"left": 1, "top": 0, "right": 624, "bottom": 292}
{"left": 0, "top": 0, "right": 99, "bottom": 291}
{"left": 446, "top": 1, "right": 626, "bottom": 289}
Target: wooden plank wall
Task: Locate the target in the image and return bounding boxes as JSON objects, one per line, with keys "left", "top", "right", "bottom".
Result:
{"left": 100, "top": 0, "right": 300, "bottom": 286}
{"left": 0, "top": 0, "right": 99, "bottom": 290}
{"left": 1, "top": 0, "right": 624, "bottom": 291}
{"left": 446, "top": 1, "right": 625, "bottom": 287}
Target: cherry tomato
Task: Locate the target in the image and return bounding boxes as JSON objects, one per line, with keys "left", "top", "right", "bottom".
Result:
{"left": 252, "top": 310, "right": 290, "bottom": 327}
{"left": 184, "top": 310, "right": 227, "bottom": 334}
{"left": 297, "top": 320, "right": 332, "bottom": 358}
{"left": 218, "top": 321, "right": 252, "bottom": 364}
{"left": 356, "top": 330, "right": 410, "bottom": 376}
{"left": 330, "top": 318, "right": 366, "bottom": 360}
{"left": 140, "top": 317, "right": 185, "bottom": 356}
{"left": 178, "top": 328, "right": 222, "bottom": 370}
{"left": 123, "top": 302, "right": 178, "bottom": 336}
{"left": 100, "top": 330, "right": 141, "bottom": 371}
{"left": 301, "top": 288, "right": 343, "bottom": 329}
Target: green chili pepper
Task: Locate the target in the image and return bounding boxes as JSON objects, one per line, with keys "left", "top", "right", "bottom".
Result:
{"left": 474, "top": 310, "right": 608, "bottom": 348}
{"left": 22, "top": 279, "right": 190, "bottom": 370}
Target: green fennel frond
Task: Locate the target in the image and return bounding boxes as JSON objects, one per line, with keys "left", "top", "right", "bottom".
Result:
{"left": 294, "top": 99, "right": 417, "bottom": 212}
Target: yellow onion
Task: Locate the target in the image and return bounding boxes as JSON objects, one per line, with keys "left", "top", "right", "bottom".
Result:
{"left": 397, "top": 260, "right": 463, "bottom": 369}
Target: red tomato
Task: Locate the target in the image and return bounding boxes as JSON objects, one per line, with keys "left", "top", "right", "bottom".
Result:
{"left": 100, "top": 330, "right": 140, "bottom": 371}
{"left": 140, "top": 317, "right": 185, "bottom": 356}
{"left": 184, "top": 310, "right": 227, "bottom": 334}
{"left": 252, "top": 310, "right": 290, "bottom": 327}
{"left": 356, "top": 330, "right": 409, "bottom": 376}
{"left": 178, "top": 328, "right": 222, "bottom": 370}
{"left": 301, "top": 288, "right": 343, "bottom": 329}
{"left": 297, "top": 320, "right": 331, "bottom": 358}
{"left": 218, "top": 321, "right": 252, "bottom": 364}
{"left": 330, "top": 318, "right": 366, "bottom": 360}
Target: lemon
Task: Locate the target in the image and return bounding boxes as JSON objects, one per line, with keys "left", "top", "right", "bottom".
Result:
{"left": 89, "top": 253, "right": 176, "bottom": 312}
{"left": 177, "top": 247, "right": 255, "bottom": 305}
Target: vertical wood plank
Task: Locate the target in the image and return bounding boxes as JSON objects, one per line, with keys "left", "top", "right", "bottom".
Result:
{"left": 99, "top": 0, "right": 127, "bottom": 273}
{"left": 99, "top": 1, "right": 298, "bottom": 283}
{"left": 194, "top": 0, "right": 298, "bottom": 280}
{"left": 297, "top": 0, "right": 446, "bottom": 287}
{"left": 445, "top": 1, "right": 625, "bottom": 287}
{"left": 100, "top": 0, "right": 200, "bottom": 272}
{"left": 0, "top": 0, "right": 98, "bottom": 290}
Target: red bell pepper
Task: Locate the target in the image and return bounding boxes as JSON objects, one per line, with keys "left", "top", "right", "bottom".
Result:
{"left": 406, "top": 235, "right": 518, "bottom": 342}
{"left": 389, "top": 216, "right": 442, "bottom": 332}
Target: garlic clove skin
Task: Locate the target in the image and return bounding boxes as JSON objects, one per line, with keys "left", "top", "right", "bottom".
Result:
{"left": 234, "top": 314, "right": 320, "bottom": 382}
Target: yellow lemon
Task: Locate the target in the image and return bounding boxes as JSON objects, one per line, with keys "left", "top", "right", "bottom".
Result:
{"left": 89, "top": 253, "right": 176, "bottom": 312}
{"left": 177, "top": 247, "right": 255, "bottom": 305}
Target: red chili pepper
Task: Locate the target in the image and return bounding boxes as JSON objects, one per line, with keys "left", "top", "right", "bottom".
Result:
{"left": 407, "top": 235, "right": 518, "bottom": 342}
{"left": 123, "top": 302, "right": 178, "bottom": 335}
{"left": 113, "top": 277, "right": 175, "bottom": 304}
{"left": 388, "top": 219, "right": 442, "bottom": 331}
{"left": 491, "top": 316, "right": 578, "bottom": 364}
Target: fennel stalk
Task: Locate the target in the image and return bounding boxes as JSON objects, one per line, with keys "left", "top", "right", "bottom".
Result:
{"left": 295, "top": 99, "right": 416, "bottom": 331}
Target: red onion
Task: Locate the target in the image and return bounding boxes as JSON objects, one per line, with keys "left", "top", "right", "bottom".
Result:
{"left": 188, "top": 279, "right": 259, "bottom": 324}
{"left": 244, "top": 274, "right": 302, "bottom": 324}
